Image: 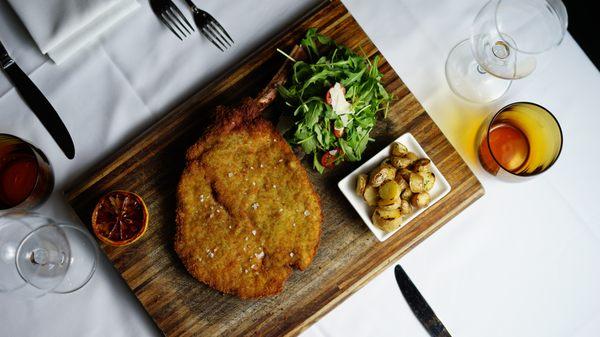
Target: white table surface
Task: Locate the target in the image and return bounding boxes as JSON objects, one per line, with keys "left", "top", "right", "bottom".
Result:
{"left": 1, "top": 0, "right": 599, "bottom": 336}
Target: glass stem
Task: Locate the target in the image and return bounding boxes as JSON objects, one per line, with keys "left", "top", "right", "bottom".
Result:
{"left": 30, "top": 248, "right": 65, "bottom": 268}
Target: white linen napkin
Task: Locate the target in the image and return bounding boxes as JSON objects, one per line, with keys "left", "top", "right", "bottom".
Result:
{"left": 6, "top": 0, "right": 139, "bottom": 64}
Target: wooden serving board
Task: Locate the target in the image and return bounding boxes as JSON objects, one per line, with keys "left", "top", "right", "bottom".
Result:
{"left": 65, "top": 1, "right": 484, "bottom": 336}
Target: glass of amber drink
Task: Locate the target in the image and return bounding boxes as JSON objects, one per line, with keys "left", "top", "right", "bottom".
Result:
{"left": 0, "top": 134, "right": 54, "bottom": 211}
{"left": 477, "top": 102, "right": 563, "bottom": 180}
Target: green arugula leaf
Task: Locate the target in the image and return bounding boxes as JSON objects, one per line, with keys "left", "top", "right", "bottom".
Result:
{"left": 313, "top": 152, "right": 325, "bottom": 174}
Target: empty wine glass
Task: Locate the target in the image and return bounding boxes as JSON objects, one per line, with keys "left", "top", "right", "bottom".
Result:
{"left": 0, "top": 212, "right": 98, "bottom": 297}
{"left": 445, "top": 0, "right": 568, "bottom": 103}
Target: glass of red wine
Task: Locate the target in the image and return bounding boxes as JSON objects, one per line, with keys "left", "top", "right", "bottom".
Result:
{"left": 477, "top": 102, "right": 563, "bottom": 180}
{"left": 0, "top": 134, "right": 53, "bottom": 212}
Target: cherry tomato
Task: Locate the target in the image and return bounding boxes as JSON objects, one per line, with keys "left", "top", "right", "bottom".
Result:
{"left": 333, "top": 126, "right": 344, "bottom": 138}
{"left": 321, "top": 148, "right": 342, "bottom": 169}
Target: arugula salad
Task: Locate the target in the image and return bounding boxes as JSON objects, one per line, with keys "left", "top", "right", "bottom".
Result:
{"left": 277, "top": 28, "right": 392, "bottom": 173}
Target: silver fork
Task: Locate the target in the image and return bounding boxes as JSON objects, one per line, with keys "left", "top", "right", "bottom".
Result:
{"left": 183, "top": 0, "right": 234, "bottom": 51}
{"left": 149, "top": 0, "right": 195, "bottom": 40}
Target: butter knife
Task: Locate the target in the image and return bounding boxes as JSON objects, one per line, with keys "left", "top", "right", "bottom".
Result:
{"left": 395, "top": 265, "right": 453, "bottom": 337}
{"left": 0, "top": 41, "right": 75, "bottom": 159}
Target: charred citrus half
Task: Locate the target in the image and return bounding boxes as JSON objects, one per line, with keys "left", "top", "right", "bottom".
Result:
{"left": 91, "top": 190, "right": 148, "bottom": 246}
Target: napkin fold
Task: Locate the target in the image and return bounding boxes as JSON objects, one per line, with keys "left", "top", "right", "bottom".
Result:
{"left": 7, "top": 0, "right": 140, "bottom": 64}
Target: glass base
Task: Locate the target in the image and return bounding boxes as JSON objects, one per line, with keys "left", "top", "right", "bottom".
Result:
{"left": 15, "top": 223, "right": 97, "bottom": 295}
{"left": 52, "top": 224, "right": 98, "bottom": 293}
{"left": 445, "top": 39, "right": 511, "bottom": 103}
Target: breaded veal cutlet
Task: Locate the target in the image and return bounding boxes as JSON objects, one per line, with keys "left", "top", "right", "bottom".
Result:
{"left": 175, "top": 51, "right": 322, "bottom": 299}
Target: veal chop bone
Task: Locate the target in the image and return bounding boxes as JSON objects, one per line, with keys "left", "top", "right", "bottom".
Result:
{"left": 175, "top": 47, "right": 322, "bottom": 299}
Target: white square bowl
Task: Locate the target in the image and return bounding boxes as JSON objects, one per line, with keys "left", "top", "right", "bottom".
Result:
{"left": 337, "top": 133, "right": 451, "bottom": 242}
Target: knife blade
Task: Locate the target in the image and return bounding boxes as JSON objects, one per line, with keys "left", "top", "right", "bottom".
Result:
{"left": 0, "top": 41, "right": 75, "bottom": 159}
{"left": 395, "top": 265, "right": 452, "bottom": 337}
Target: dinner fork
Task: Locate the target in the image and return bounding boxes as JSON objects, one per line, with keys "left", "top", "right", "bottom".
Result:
{"left": 183, "top": 0, "right": 234, "bottom": 51}
{"left": 149, "top": 0, "right": 194, "bottom": 40}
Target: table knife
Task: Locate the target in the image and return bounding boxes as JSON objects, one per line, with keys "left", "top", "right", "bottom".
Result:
{"left": 395, "top": 265, "right": 452, "bottom": 337}
{"left": 0, "top": 41, "right": 75, "bottom": 159}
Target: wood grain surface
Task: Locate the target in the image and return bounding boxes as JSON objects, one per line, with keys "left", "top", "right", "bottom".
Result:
{"left": 65, "top": 1, "right": 484, "bottom": 336}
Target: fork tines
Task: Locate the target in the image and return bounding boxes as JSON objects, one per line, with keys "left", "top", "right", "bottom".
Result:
{"left": 153, "top": 1, "right": 195, "bottom": 40}
{"left": 199, "top": 13, "right": 234, "bottom": 51}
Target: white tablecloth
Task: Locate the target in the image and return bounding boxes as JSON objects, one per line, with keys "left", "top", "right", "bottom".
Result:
{"left": 1, "top": 0, "right": 599, "bottom": 336}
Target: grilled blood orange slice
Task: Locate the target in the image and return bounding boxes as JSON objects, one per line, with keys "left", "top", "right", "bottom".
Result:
{"left": 91, "top": 191, "right": 148, "bottom": 246}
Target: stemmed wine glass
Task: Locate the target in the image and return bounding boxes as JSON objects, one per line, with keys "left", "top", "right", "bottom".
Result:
{"left": 445, "top": 0, "right": 568, "bottom": 103}
{"left": 0, "top": 212, "right": 98, "bottom": 297}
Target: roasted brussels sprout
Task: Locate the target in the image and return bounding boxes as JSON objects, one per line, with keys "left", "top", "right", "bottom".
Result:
{"left": 372, "top": 212, "right": 403, "bottom": 232}
{"left": 398, "top": 168, "right": 412, "bottom": 182}
{"left": 411, "top": 158, "right": 431, "bottom": 172}
{"left": 363, "top": 185, "right": 379, "bottom": 206}
{"left": 391, "top": 142, "right": 408, "bottom": 157}
{"left": 375, "top": 207, "right": 402, "bottom": 219}
{"left": 390, "top": 156, "right": 413, "bottom": 169}
{"left": 377, "top": 198, "right": 402, "bottom": 210}
{"left": 410, "top": 192, "right": 431, "bottom": 208}
{"left": 419, "top": 171, "right": 436, "bottom": 191}
{"left": 401, "top": 188, "right": 413, "bottom": 201}
{"left": 400, "top": 199, "right": 412, "bottom": 214}
{"left": 409, "top": 173, "right": 425, "bottom": 193}
{"left": 405, "top": 152, "right": 418, "bottom": 165}
{"left": 379, "top": 181, "right": 401, "bottom": 200}
{"left": 356, "top": 174, "right": 368, "bottom": 196}
{"left": 369, "top": 163, "right": 396, "bottom": 187}
{"left": 394, "top": 174, "right": 408, "bottom": 191}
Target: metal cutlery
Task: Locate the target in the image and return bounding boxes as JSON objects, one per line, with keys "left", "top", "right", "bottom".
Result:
{"left": 182, "top": 0, "right": 233, "bottom": 51}
{"left": 149, "top": 0, "right": 195, "bottom": 40}
{"left": 394, "top": 265, "right": 453, "bottom": 337}
{"left": 0, "top": 40, "right": 75, "bottom": 159}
